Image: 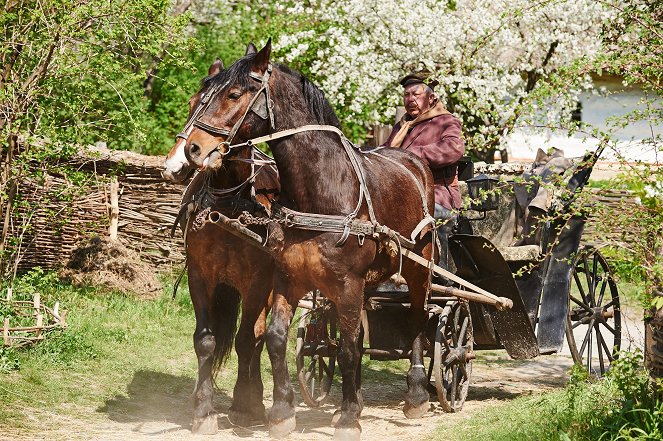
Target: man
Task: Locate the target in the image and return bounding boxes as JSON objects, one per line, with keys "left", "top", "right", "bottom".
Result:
{"left": 383, "top": 72, "right": 465, "bottom": 271}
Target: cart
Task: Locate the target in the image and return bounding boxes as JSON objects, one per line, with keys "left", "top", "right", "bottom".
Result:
{"left": 295, "top": 148, "right": 621, "bottom": 412}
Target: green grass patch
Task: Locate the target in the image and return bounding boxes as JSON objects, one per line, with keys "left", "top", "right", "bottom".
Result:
{"left": 433, "top": 351, "right": 662, "bottom": 441}
{"left": 0, "top": 270, "right": 203, "bottom": 432}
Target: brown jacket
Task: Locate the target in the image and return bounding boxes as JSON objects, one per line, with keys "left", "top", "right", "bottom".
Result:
{"left": 383, "top": 112, "right": 465, "bottom": 209}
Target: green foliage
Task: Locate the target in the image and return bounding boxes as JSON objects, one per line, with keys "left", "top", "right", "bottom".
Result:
{"left": 30, "top": 329, "right": 97, "bottom": 367}
{"left": 437, "top": 350, "right": 662, "bottom": 441}
{"left": 0, "top": 347, "right": 20, "bottom": 373}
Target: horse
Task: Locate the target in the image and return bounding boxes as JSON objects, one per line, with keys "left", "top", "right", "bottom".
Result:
{"left": 179, "top": 40, "right": 436, "bottom": 440}
{"left": 162, "top": 44, "right": 280, "bottom": 434}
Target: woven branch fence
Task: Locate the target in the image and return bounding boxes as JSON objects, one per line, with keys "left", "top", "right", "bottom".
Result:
{"left": 2, "top": 146, "right": 187, "bottom": 274}
{"left": 1, "top": 147, "right": 638, "bottom": 276}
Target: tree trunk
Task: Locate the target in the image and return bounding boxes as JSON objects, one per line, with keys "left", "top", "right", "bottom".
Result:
{"left": 0, "top": 134, "right": 18, "bottom": 278}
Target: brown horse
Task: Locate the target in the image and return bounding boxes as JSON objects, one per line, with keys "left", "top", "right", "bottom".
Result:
{"left": 162, "top": 45, "right": 279, "bottom": 434}
{"left": 180, "top": 41, "right": 435, "bottom": 440}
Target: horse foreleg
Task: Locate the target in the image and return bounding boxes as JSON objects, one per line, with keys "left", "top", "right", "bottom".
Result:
{"left": 192, "top": 325, "right": 218, "bottom": 434}
{"left": 266, "top": 287, "right": 297, "bottom": 438}
{"left": 188, "top": 268, "right": 218, "bottom": 435}
{"left": 403, "top": 266, "right": 431, "bottom": 419}
{"left": 333, "top": 283, "right": 364, "bottom": 441}
{"left": 228, "top": 304, "right": 267, "bottom": 426}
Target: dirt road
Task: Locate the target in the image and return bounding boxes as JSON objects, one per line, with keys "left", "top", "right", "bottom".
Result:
{"left": 5, "top": 307, "right": 644, "bottom": 441}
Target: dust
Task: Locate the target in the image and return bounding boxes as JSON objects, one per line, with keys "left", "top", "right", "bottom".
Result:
{"left": 59, "top": 236, "right": 162, "bottom": 298}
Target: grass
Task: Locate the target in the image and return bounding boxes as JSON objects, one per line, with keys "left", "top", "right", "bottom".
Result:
{"left": 432, "top": 353, "right": 662, "bottom": 441}
{"left": 0, "top": 268, "right": 657, "bottom": 440}
{"left": 0, "top": 271, "right": 204, "bottom": 434}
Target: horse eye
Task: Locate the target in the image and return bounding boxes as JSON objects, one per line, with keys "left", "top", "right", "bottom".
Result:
{"left": 228, "top": 91, "right": 242, "bottom": 100}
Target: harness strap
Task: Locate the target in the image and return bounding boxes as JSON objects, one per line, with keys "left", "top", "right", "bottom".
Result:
{"left": 267, "top": 202, "right": 416, "bottom": 249}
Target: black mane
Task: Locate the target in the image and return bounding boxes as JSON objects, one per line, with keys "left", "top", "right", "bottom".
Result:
{"left": 277, "top": 64, "right": 340, "bottom": 128}
{"left": 203, "top": 55, "right": 340, "bottom": 128}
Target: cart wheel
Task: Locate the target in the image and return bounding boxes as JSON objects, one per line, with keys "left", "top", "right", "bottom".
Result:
{"left": 434, "top": 301, "right": 473, "bottom": 412}
{"left": 565, "top": 246, "right": 621, "bottom": 377}
{"left": 295, "top": 295, "right": 338, "bottom": 407}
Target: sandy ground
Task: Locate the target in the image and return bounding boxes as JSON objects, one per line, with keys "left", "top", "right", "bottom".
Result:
{"left": 3, "top": 306, "right": 644, "bottom": 441}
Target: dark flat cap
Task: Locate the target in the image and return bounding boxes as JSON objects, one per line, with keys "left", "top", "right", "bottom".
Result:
{"left": 400, "top": 72, "right": 439, "bottom": 90}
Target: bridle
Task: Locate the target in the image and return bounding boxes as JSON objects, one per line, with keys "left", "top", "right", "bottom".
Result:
{"left": 176, "top": 63, "right": 276, "bottom": 157}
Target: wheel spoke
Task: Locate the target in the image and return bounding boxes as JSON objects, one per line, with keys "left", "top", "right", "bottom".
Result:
{"left": 586, "top": 327, "right": 593, "bottom": 372}
{"left": 450, "top": 366, "right": 459, "bottom": 405}
{"left": 595, "top": 323, "right": 605, "bottom": 374}
{"left": 583, "top": 255, "right": 594, "bottom": 305}
{"left": 597, "top": 279, "right": 608, "bottom": 307}
{"left": 601, "top": 321, "right": 617, "bottom": 335}
{"left": 578, "top": 318, "right": 596, "bottom": 356}
{"left": 603, "top": 298, "right": 619, "bottom": 309}
{"left": 458, "top": 316, "right": 469, "bottom": 343}
{"left": 573, "top": 271, "right": 589, "bottom": 306}
{"left": 452, "top": 308, "right": 461, "bottom": 346}
{"left": 598, "top": 329, "right": 615, "bottom": 362}
{"left": 570, "top": 295, "right": 593, "bottom": 313}
{"left": 591, "top": 253, "right": 599, "bottom": 301}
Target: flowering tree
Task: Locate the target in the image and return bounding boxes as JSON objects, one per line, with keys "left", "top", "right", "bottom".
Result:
{"left": 273, "top": 0, "right": 612, "bottom": 160}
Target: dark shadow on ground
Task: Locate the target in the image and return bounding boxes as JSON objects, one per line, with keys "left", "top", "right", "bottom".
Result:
{"left": 98, "top": 370, "right": 232, "bottom": 430}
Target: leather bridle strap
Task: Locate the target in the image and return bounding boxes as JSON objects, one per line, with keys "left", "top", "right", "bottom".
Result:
{"left": 176, "top": 65, "right": 275, "bottom": 146}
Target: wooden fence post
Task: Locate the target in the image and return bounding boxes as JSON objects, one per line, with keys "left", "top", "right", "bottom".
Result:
{"left": 3, "top": 318, "right": 9, "bottom": 346}
{"left": 109, "top": 177, "right": 119, "bottom": 241}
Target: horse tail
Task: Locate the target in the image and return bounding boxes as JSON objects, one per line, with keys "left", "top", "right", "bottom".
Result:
{"left": 211, "top": 283, "right": 241, "bottom": 376}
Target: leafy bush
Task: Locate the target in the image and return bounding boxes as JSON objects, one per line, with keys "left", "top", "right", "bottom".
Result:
{"left": 0, "top": 347, "right": 20, "bottom": 373}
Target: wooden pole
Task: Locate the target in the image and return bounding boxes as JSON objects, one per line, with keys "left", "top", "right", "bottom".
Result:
{"left": 3, "top": 318, "right": 9, "bottom": 346}
{"left": 397, "top": 246, "right": 512, "bottom": 310}
{"left": 109, "top": 177, "right": 119, "bottom": 241}
{"left": 431, "top": 284, "right": 513, "bottom": 310}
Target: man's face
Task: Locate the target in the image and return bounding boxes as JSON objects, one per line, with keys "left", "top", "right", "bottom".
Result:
{"left": 403, "top": 83, "right": 433, "bottom": 118}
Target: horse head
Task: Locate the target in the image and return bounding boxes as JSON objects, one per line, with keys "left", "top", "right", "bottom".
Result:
{"left": 177, "top": 40, "right": 274, "bottom": 172}
{"left": 160, "top": 58, "right": 224, "bottom": 182}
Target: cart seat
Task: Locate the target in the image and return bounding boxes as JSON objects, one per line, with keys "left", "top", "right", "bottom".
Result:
{"left": 498, "top": 244, "right": 540, "bottom": 262}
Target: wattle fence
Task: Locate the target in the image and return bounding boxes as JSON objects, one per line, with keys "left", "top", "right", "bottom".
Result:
{"left": 2, "top": 146, "right": 187, "bottom": 274}
{"left": 1, "top": 145, "right": 638, "bottom": 275}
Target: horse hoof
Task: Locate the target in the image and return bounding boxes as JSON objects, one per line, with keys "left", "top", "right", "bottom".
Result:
{"left": 330, "top": 409, "right": 342, "bottom": 426}
{"left": 334, "top": 426, "right": 362, "bottom": 441}
{"left": 192, "top": 414, "right": 218, "bottom": 435}
{"left": 228, "top": 408, "right": 265, "bottom": 427}
{"left": 403, "top": 400, "right": 429, "bottom": 419}
{"left": 269, "top": 416, "right": 296, "bottom": 439}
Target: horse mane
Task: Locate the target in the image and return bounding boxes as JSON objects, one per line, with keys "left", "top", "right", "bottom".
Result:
{"left": 277, "top": 64, "right": 340, "bottom": 128}
{"left": 202, "top": 54, "right": 340, "bottom": 128}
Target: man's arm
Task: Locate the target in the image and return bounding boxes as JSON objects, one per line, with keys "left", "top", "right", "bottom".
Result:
{"left": 407, "top": 115, "right": 465, "bottom": 168}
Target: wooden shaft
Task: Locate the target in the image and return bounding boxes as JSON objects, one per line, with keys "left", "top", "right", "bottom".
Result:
{"left": 431, "top": 284, "right": 513, "bottom": 310}
{"left": 208, "top": 211, "right": 265, "bottom": 247}
{"left": 399, "top": 247, "right": 504, "bottom": 304}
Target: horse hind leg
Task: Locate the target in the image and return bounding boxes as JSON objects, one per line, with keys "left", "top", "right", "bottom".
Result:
{"left": 265, "top": 287, "right": 297, "bottom": 439}
{"left": 331, "top": 279, "right": 365, "bottom": 441}
{"left": 228, "top": 303, "right": 267, "bottom": 426}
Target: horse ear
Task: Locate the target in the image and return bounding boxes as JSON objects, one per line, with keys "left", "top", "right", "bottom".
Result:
{"left": 208, "top": 58, "right": 224, "bottom": 76}
{"left": 245, "top": 42, "right": 258, "bottom": 55}
{"left": 253, "top": 38, "right": 272, "bottom": 73}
